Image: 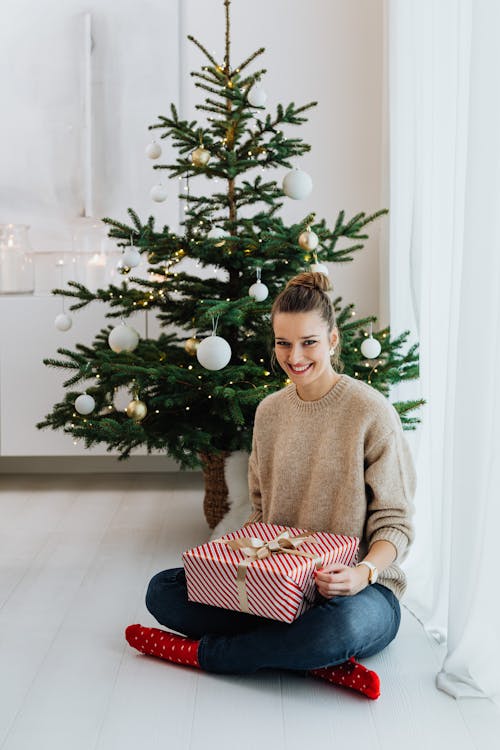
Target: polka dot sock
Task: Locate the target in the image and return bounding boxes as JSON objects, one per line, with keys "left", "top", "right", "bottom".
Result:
{"left": 125, "top": 624, "right": 200, "bottom": 668}
{"left": 308, "top": 657, "right": 380, "bottom": 699}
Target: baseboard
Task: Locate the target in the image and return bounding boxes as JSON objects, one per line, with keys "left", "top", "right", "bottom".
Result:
{"left": 0, "top": 455, "right": 199, "bottom": 474}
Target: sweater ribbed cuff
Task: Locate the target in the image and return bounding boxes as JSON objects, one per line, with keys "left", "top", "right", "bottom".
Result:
{"left": 369, "top": 528, "right": 409, "bottom": 563}
{"left": 243, "top": 509, "right": 263, "bottom": 526}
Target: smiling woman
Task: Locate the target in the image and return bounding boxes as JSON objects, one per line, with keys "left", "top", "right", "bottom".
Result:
{"left": 271, "top": 272, "right": 341, "bottom": 402}
{"left": 134, "top": 270, "right": 416, "bottom": 701}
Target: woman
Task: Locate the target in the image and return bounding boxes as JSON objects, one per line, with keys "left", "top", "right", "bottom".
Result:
{"left": 126, "top": 272, "right": 416, "bottom": 700}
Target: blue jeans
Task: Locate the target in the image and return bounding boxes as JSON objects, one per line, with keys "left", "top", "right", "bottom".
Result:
{"left": 145, "top": 567, "right": 401, "bottom": 675}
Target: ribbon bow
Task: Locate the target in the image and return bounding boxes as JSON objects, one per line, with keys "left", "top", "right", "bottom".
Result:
{"left": 212, "top": 530, "right": 321, "bottom": 614}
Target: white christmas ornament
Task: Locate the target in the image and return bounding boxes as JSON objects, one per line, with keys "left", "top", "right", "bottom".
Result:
{"left": 282, "top": 168, "right": 313, "bottom": 200}
{"left": 145, "top": 141, "right": 162, "bottom": 159}
{"left": 108, "top": 324, "right": 140, "bottom": 353}
{"left": 361, "top": 336, "right": 382, "bottom": 359}
{"left": 150, "top": 184, "right": 168, "bottom": 203}
{"left": 122, "top": 246, "right": 141, "bottom": 268}
{"left": 55, "top": 313, "right": 72, "bottom": 331}
{"left": 248, "top": 84, "right": 267, "bottom": 107}
{"left": 208, "top": 226, "right": 227, "bottom": 239}
{"left": 310, "top": 262, "right": 329, "bottom": 275}
{"left": 249, "top": 280, "right": 269, "bottom": 301}
{"left": 196, "top": 335, "right": 232, "bottom": 370}
{"left": 75, "top": 393, "right": 95, "bottom": 415}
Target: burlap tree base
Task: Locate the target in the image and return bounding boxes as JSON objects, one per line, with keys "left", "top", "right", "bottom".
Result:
{"left": 199, "top": 451, "right": 231, "bottom": 529}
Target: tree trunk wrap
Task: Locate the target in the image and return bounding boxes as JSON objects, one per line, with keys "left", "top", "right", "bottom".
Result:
{"left": 199, "top": 451, "right": 231, "bottom": 529}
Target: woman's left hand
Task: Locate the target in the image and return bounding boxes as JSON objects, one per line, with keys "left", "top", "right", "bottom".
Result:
{"left": 314, "top": 563, "right": 369, "bottom": 598}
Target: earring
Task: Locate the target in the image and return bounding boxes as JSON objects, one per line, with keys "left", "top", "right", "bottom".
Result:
{"left": 329, "top": 347, "right": 335, "bottom": 356}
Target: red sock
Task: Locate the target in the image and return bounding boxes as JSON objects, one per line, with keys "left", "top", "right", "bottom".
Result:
{"left": 125, "top": 624, "right": 200, "bottom": 668}
{"left": 309, "top": 657, "right": 380, "bottom": 699}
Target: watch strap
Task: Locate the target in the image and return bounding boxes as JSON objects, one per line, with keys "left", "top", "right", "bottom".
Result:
{"left": 356, "top": 560, "right": 378, "bottom": 584}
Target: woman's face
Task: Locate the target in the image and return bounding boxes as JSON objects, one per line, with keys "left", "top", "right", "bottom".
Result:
{"left": 273, "top": 310, "right": 338, "bottom": 397}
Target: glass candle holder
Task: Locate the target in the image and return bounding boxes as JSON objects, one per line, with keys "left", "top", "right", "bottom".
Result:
{"left": 0, "top": 224, "right": 35, "bottom": 294}
{"left": 70, "top": 217, "right": 113, "bottom": 291}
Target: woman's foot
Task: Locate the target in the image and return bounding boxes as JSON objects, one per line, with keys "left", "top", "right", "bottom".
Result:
{"left": 125, "top": 624, "right": 200, "bottom": 668}
{"left": 309, "top": 657, "right": 380, "bottom": 699}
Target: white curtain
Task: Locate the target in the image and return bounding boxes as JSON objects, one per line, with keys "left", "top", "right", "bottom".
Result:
{"left": 387, "top": 0, "right": 500, "bottom": 704}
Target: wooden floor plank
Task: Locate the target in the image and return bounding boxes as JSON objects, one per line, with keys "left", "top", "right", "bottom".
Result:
{"left": 0, "top": 474, "right": 498, "bottom": 750}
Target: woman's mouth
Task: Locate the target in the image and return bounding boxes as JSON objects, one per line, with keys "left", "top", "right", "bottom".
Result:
{"left": 288, "top": 363, "right": 313, "bottom": 375}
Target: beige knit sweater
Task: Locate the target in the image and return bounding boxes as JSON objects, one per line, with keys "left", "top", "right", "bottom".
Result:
{"left": 245, "top": 374, "right": 416, "bottom": 600}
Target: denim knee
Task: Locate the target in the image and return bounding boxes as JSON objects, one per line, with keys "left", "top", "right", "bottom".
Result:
{"left": 145, "top": 568, "right": 182, "bottom": 619}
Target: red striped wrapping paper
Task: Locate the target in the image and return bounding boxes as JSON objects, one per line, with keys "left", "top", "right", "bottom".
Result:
{"left": 182, "top": 522, "right": 359, "bottom": 623}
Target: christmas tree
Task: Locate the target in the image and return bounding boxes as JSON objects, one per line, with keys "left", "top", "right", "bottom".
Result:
{"left": 38, "top": 0, "right": 423, "bottom": 528}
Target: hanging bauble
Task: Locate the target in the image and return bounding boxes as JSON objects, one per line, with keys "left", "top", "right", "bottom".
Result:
{"left": 208, "top": 226, "right": 227, "bottom": 240}
{"left": 249, "top": 280, "right": 269, "bottom": 302}
{"left": 145, "top": 141, "right": 162, "bottom": 159}
{"left": 54, "top": 313, "right": 72, "bottom": 331}
{"left": 108, "top": 324, "right": 140, "bottom": 353}
{"left": 282, "top": 168, "right": 313, "bottom": 200}
{"left": 122, "top": 246, "right": 141, "bottom": 268}
{"left": 75, "top": 393, "right": 95, "bottom": 415}
{"left": 150, "top": 184, "right": 168, "bottom": 203}
{"left": 310, "top": 262, "right": 329, "bottom": 275}
{"left": 298, "top": 229, "right": 319, "bottom": 251}
{"left": 126, "top": 398, "right": 148, "bottom": 422}
{"left": 361, "top": 336, "right": 382, "bottom": 359}
{"left": 248, "top": 84, "right": 267, "bottom": 107}
{"left": 116, "top": 258, "right": 131, "bottom": 275}
{"left": 185, "top": 337, "right": 200, "bottom": 356}
{"left": 196, "top": 335, "right": 232, "bottom": 370}
{"left": 191, "top": 146, "right": 211, "bottom": 167}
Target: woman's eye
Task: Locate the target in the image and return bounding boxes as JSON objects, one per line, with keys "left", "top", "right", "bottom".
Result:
{"left": 304, "top": 340, "right": 318, "bottom": 346}
{"left": 275, "top": 341, "right": 289, "bottom": 347}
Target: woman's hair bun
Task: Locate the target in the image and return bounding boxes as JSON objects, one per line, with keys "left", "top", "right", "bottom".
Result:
{"left": 285, "top": 271, "right": 332, "bottom": 293}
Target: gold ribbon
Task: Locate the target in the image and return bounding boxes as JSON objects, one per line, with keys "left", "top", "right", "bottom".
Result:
{"left": 212, "top": 530, "right": 322, "bottom": 614}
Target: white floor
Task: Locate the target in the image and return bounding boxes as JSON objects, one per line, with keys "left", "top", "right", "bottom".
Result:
{"left": 0, "top": 473, "right": 499, "bottom": 750}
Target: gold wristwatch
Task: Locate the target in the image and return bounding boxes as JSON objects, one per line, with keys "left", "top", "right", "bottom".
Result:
{"left": 356, "top": 560, "right": 378, "bottom": 584}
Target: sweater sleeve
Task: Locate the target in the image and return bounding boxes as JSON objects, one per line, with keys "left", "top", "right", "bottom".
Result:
{"left": 364, "top": 428, "right": 416, "bottom": 562}
{"left": 243, "top": 431, "right": 263, "bottom": 526}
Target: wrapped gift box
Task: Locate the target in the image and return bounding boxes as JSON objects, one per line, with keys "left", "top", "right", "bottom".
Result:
{"left": 182, "top": 522, "right": 359, "bottom": 623}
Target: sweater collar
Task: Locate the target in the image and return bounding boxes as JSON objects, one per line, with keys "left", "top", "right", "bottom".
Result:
{"left": 285, "top": 374, "right": 350, "bottom": 412}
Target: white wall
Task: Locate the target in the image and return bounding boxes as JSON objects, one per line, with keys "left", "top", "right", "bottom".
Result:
{"left": 0, "top": 0, "right": 386, "bottom": 462}
{"left": 1, "top": 0, "right": 385, "bottom": 318}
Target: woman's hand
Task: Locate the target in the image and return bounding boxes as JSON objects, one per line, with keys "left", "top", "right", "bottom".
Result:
{"left": 313, "top": 563, "right": 369, "bottom": 598}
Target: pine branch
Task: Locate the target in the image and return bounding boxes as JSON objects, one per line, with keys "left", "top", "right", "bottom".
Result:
{"left": 232, "top": 47, "right": 265, "bottom": 76}
{"left": 187, "top": 34, "right": 219, "bottom": 67}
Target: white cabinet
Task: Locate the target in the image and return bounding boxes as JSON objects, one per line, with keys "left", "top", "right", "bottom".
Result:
{"left": 0, "top": 296, "right": 154, "bottom": 457}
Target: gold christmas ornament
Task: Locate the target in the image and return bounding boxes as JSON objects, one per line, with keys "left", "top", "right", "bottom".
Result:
{"left": 298, "top": 228, "right": 319, "bottom": 252}
{"left": 191, "top": 146, "right": 211, "bottom": 167}
{"left": 116, "top": 258, "right": 131, "bottom": 275}
{"left": 126, "top": 399, "right": 148, "bottom": 422}
{"left": 185, "top": 337, "right": 200, "bottom": 356}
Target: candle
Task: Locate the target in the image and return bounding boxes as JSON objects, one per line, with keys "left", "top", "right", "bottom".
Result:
{"left": 86, "top": 252, "right": 107, "bottom": 289}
